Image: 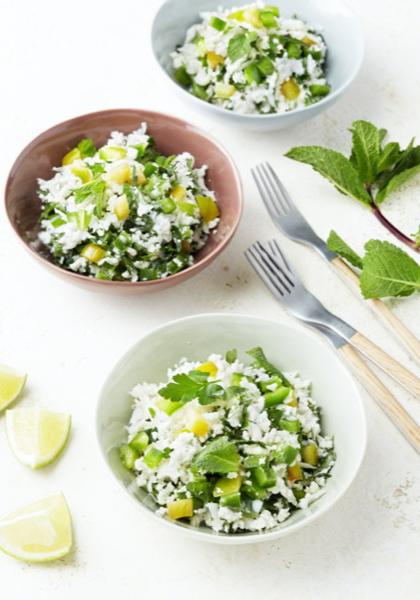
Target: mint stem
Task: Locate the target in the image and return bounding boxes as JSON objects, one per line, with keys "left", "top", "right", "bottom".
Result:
{"left": 371, "top": 202, "right": 419, "bottom": 252}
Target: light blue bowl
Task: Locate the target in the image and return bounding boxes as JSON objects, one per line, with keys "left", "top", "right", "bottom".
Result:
{"left": 151, "top": 0, "right": 364, "bottom": 131}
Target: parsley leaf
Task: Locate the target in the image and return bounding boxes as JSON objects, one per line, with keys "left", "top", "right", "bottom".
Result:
{"left": 327, "top": 230, "right": 363, "bottom": 269}
{"left": 285, "top": 146, "right": 372, "bottom": 205}
{"left": 228, "top": 32, "right": 252, "bottom": 63}
{"left": 73, "top": 179, "right": 106, "bottom": 218}
{"left": 350, "top": 120, "right": 382, "bottom": 185}
{"left": 192, "top": 436, "right": 240, "bottom": 474}
{"left": 360, "top": 240, "right": 420, "bottom": 298}
{"left": 159, "top": 370, "right": 225, "bottom": 406}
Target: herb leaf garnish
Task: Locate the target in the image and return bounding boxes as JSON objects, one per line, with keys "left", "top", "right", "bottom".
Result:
{"left": 192, "top": 436, "right": 240, "bottom": 474}
{"left": 286, "top": 120, "right": 420, "bottom": 251}
{"left": 327, "top": 230, "right": 420, "bottom": 298}
{"left": 159, "top": 370, "right": 225, "bottom": 406}
{"left": 327, "top": 230, "right": 363, "bottom": 269}
{"left": 360, "top": 240, "right": 420, "bottom": 298}
{"left": 349, "top": 120, "right": 382, "bottom": 185}
{"left": 227, "top": 32, "right": 252, "bottom": 62}
{"left": 285, "top": 146, "right": 371, "bottom": 205}
{"left": 247, "top": 346, "right": 291, "bottom": 386}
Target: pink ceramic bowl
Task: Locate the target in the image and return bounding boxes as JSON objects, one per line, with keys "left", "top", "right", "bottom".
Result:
{"left": 5, "top": 109, "right": 243, "bottom": 294}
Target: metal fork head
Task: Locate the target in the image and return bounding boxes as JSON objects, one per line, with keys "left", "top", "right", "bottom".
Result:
{"left": 245, "top": 239, "right": 354, "bottom": 339}
{"left": 251, "top": 162, "right": 335, "bottom": 260}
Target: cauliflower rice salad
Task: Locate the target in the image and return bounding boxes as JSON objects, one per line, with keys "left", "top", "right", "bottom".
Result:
{"left": 171, "top": 2, "right": 330, "bottom": 115}
{"left": 37, "top": 125, "right": 219, "bottom": 281}
{"left": 120, "top": 347, "right": 335, "bottom": 534}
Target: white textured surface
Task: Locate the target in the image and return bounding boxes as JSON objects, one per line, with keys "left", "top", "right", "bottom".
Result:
{"left": 0, "top": 0, "right": 419, "bottom": 598}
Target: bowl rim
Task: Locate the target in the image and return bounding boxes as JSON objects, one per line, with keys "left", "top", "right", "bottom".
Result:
{"left": 4, "top": 108, "right": 243, "bottom": 288}
{"left": 151, "top": 0, "right": 365, "bottom": 121}
{"left": 96, "top": 312, "right": 367, "bottom": 544}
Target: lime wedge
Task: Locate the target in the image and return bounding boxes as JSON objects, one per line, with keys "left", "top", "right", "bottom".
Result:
{"left": 0, "top": 364, "right": 27, "bottom": 412}
{"left": 0, "top": 494, "right": 72, "bottom": 562}
{"left": 6, "top": 407, "right": 71, "bottom": 469}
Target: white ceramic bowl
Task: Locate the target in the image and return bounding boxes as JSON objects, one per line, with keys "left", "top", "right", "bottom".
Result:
{"left": 151, "top": 0, "right": 364, "bottom": 131}
{"left": 96, "top": 313, "right": 366, "bottom": 544}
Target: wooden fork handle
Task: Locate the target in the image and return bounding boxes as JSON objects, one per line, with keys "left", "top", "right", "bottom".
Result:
{"left": 349, "top": 332, "right": 420, "bottom": 398}
{"left": 331, "top": 256, "right": 420, "bottom": 363}
{"left": 340, "top": 344, "right": 420, "bottom": 454}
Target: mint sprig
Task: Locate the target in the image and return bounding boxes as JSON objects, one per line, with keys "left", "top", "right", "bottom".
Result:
{"left": 159, "top": 370, "right": 225, "bottom": 406}
{"left": 327, "top": 231, "right": 420, "bottom": 298}
{"left": 286, "top": 120, "right": 420, "bottom": 252}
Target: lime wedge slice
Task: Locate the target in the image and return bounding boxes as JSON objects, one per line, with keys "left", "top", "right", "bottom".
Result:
{"left": 6, "top": 407, "right": 71, "bottom": 469}
{"left": 0, "top": 494, "right": 72, "bottom": 562}
{"left": 0, "top": 365, "right": 27, "bottom": 412}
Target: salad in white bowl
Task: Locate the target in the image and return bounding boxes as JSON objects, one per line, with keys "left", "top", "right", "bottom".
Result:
{"left": 171, "top": 2, "right": 330, "bottom": 115}
{"left": 120, "top": 346, "right": 335, "bottom": 534}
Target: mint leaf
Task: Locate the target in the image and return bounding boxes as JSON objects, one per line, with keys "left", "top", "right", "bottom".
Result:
{"left": 192, "top": 436, "right": 240, "bottom": 474}
{"left": 228, "top": 32, "right": 251, "bottom": 62}
{"left": 376, "top": 164, "right": 420, "bottom": 203}
{"left": 159, "top": 370, "right": 225, "bottom": 406}
{"left": 77, "top": 138, "right": 97, "bottom": 158}
{"left": 327, "top": 230, "right": 363, "bottom": 269}
{"left": 360, "top": 240, "right": 420, "bottom": 298}
{"left": 247, "top": 347, "right": 290, "bottom": 386}
{"left": 376, "top": 141, "right": 420, "bottom": 195}
{"left": 350, "top": 120, "right": 382, "bottom": 185}
{"left": 377, "top": 142, "right": 400, "bottom": 173}
{"left": 285, "top": 146, "right": 372, "bottom": 205}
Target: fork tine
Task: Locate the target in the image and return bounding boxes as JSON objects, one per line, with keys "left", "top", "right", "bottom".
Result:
{"left": 259, "top": 163, "right": 290, "bottom": 215}
{"left": 267, "top": 239, "right": 292, "bottom": 274}
{"left": 245, "top": 245, "right": 286, "bottom": 299}
{"left": 263, "top": 162, "right": 293, "bottom": 211}
{"left": 251, "top": 165, "right": 281, "bottom": 219}
{"left": 256, "top": 242, "right": 295, "bottom": 291}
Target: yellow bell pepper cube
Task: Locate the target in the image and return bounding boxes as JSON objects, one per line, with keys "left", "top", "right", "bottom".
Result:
{"left": 302, "top": 36, "right": 315, "bottom": 46}
{"left": 191, "top": 417, "right": 209, "bottom": 437}
{"left": 213, "top": 475, "right": 241, "bottom": 497}
{"left": 287, "top": 464, "right": 303, "bottom": 482}
{"left": 196, "top": 196, "right": 220, "bottom": 223}
{"left": 99, "top": 146, "right": 127, "bottom": 161}
{"left": 80, "top": 243, "right": 106, "bottom": 263}
{"left": 170, "top": 184, "right": 186, "bottom": 201}
{"left": 214, "top": 83, "right": 236, "bottom": 99}
{"left": 302, "top": 443, "right": 319, "bottom": 466}
{"left": 135, "top": 165, "right": 146, "bottom": 185}
{"left": 281, "top": 79, "right": 300, "bottom": 100}
{"left": 114, "top": 193, "right": 130, "bottom": 220}
{"left": 243, "top": 7, "right": 263, "bottom": 28}
{"left": 228, "top": 9, "right": 244, "bottom": 21}
{"left": 206, "top": 51, "right": 225, "bottom": 69}
{"left": 106, "top": 162, "right": 132, "bottom": 184}
{"left": 71, "top": 162, "right": 93, "bottom": 183}
{"left": 286, "top": 390, "right": 298, "bottom": 407}
{"left": 62, "top": 147, "right": 81, "bottom": 166}
{"left": 167, "top": 498, "right": 194, "bottom": 520}
{"left": 196, "top": 361, "right": 218, "bottom": 377}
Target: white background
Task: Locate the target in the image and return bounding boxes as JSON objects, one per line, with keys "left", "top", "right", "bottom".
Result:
{"left": 0, "top": 0, "right": 419, "bottom": 598}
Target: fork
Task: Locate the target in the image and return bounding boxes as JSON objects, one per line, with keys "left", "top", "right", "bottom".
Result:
{"left": 245, "top": 240, "right": 420, "bottom": 453}
{"left": 252, "top": 162, "right": 420, "bottom": 363}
